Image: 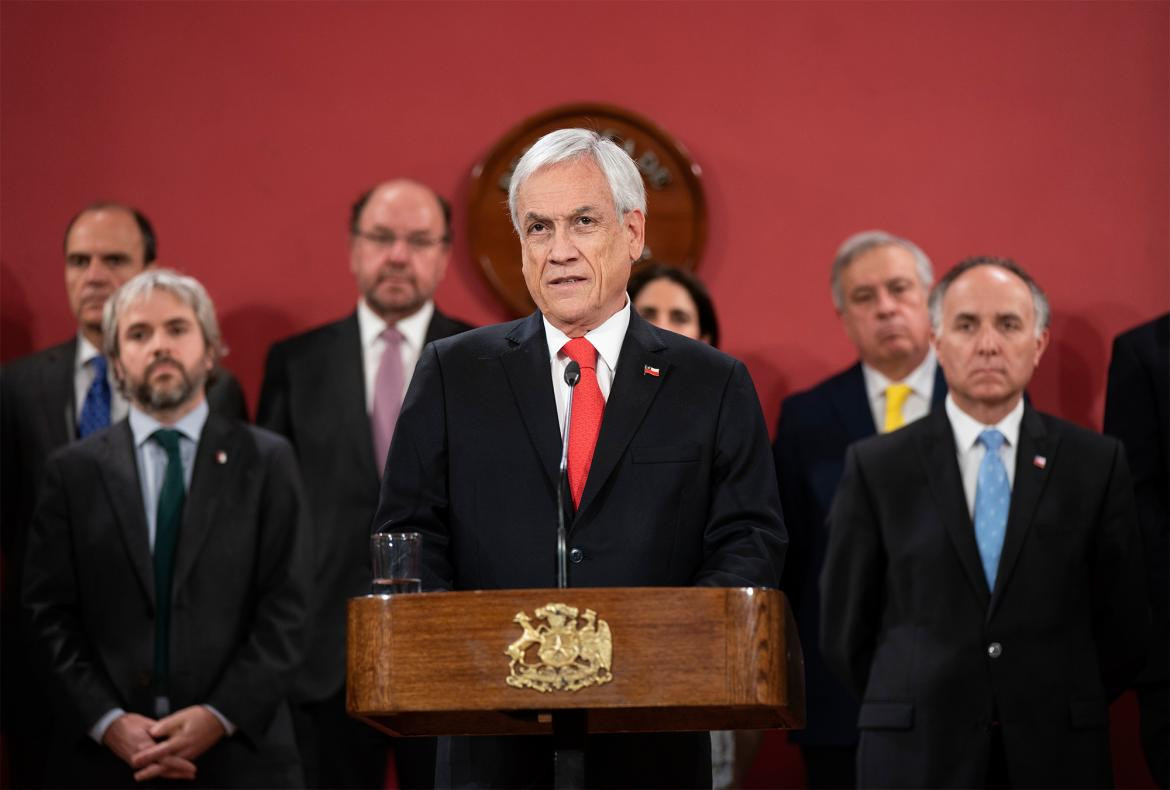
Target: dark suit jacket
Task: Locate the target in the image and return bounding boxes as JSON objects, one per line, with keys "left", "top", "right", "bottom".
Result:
{"left": 820, "top": 406, "right": 1148, "bottom": 787}
{"left": 0, "top": 338, "right": 248, "bottom": 761}
{"left": 372, "top": 311, "right": 786, "bottom": 787}
{"left": 256, "top": 307, "right": 471, "bottom": 701}
{"left": 772, "top": 361, "right": 946, "bottom": 747}
{"left": 21, "top": 414, "right": 312, "bottom": 787}
{"left": 1105, "top": 313, "right": 1169, "bottom": 685}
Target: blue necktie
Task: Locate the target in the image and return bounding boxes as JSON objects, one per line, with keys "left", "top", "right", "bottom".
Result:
{"left": 152, "top": 428, "right": 185, "bottom": 697}
{"left": 974, "top": 429, "right": 1009, "bottom": 589}
{"left": 79, "top": 355, "right": 111, "bottom": 437}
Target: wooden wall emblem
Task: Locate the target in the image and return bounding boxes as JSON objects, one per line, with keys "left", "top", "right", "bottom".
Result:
{"left": 467, "top": 103, "right": 708, "bottom": 316}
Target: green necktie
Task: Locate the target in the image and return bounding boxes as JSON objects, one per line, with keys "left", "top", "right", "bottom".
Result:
{"left": 152, "top": 428, "right": 185, "bottom": 696}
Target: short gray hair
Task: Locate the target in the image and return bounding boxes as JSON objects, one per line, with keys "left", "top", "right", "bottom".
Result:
{"left": 831, "top": 230, "right": 934, "bottom": 311}
{"left": 929, "top": 256, "right": 1050, "bottom": 337}
{"left": 507, "top": 128, "right": 647, "bottom": 234}
{"left": 102, "top": 268, "right": 225, "bottom": 362}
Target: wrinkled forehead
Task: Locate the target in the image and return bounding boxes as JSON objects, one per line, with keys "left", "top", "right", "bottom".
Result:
{"left": 516, "top": 157, "right": 615, "bottom": 218}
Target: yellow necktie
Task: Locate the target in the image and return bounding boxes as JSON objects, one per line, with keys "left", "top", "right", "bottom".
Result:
{"left": 884, "top": 383, "right": 913, "bottom": 432}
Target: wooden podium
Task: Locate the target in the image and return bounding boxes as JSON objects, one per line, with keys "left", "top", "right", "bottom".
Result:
{"left": 346, "top": 586, "right": 804, "bottom": 738}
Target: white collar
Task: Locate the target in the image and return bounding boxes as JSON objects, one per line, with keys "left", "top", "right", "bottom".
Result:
{"left": 75, "top": 332, "right": 103, "bottom": 369}
{"left": 541, "top": 295, "right": 631, "bottom": 370}
{"left": 862, "top": 348, "right": 937, "bottom": 403}
{"left": 356, "top": 298, "right": 435, "bottom": 351}
{"left": 128, "top": 398, "right": 210, "bottom": 448}
{"left": 945, "top": 393, "right": 1024, "bottom": 452}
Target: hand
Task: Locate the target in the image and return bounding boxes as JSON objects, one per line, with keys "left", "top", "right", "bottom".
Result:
{"left": 103, "top": 713, "right": 197, "bottom": 781}
{"left": 130, "top": 705, "right": 224, "bottom": 781}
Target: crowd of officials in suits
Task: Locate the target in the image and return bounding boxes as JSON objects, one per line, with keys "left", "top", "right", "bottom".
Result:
{"left": 0, "top": 127, "right": 1166, "bottom": 789}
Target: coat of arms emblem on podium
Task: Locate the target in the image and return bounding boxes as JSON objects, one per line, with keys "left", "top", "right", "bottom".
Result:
{"left": 505, "top": 603, "right": 613, "bottom": 692}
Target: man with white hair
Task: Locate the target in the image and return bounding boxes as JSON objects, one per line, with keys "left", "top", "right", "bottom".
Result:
{"left": 23, "top": 269, "right": 311, "bottom": 787}
{"left": 821, "top": 257, "right": 1148, "bottom": 786}
{"left": 771, "top": 230, "right": 943, "bottom": 786}
{"left": 372, "top": 128, "right": 786, "bottom": 786}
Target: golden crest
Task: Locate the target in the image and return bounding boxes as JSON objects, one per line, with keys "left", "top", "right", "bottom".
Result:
{"left": 505, "top": 603, "right": 613, "bottom": 692}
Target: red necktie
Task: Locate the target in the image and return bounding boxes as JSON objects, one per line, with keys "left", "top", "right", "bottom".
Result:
{"left": 562, "top": 337, "right": 604, "bottom": 508}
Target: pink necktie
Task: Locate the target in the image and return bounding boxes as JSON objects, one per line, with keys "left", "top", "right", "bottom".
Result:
{"left": 372, "top": 326, "right": 405, "bottom": 474}
{"left": 562, "top": 337, "right": 605, "bottom": 508}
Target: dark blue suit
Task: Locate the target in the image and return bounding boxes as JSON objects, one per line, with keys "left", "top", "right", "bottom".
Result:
{"left": 772, "top": 362, "right": 946, "bottom": 760}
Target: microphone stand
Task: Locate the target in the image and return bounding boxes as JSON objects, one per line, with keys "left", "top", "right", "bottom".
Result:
{"left": 557, "top": 361, "right": 580, "bottom": 589}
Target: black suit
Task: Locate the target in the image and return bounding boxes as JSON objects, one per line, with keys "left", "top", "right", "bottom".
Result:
{"left": 821, "top": 405, "right": 1148, "bottom": 787}
{"left": 372, "top": 311, "right": 787, "bottom": 787}
{"left": 1104, "top": 312, "right": 1169, "bottom": 786}
{"left": 256, "top": 307, "right": 471, "bottom": 788}
{"left": 772, "top": 362, "right": 945, "bottom": 782}
{"left": 0, "top": 338, "right": 247, "bottom": 788}
{"left": 21, "top": 414, "right": 311, "bottom": 787}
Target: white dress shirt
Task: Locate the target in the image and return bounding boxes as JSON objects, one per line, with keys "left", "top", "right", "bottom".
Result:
{"left": 861, "top": 349, "right": 938, "bottom": 434}
{"left": 542, "top": 297, "right": 631, "bottom": 438}
{"left": 357, "top": 298, "right": 434, "bottom": 414}
{"left": 74, "top": 334, "right": 129, "bottom": 427}
{"left": 945, "top": 394, "right": 1024, "bottom": 518}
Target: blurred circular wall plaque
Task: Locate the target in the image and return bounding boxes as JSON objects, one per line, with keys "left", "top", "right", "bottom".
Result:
{"left": 468, "top": 103, "right": 708, "bottom": 316}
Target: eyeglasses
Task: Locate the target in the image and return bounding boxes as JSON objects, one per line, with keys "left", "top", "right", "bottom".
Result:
{"left": 353, "top": 229, "right": 449, "bottom": 252}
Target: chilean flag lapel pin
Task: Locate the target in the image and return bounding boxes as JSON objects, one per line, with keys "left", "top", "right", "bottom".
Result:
{"left": 1032, "top": 455, "right": 1047, "bottom": 469}
{"left": 643, "top": 365, "right": 660, "bottom": 377}
{"left": 216, "top": 450, "right": 228, "bottom": 465}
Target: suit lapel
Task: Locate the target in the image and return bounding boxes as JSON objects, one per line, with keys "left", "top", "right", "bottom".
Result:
{"left": 97, "top": 421, "right": 155, "bottom": 604}
{"left": 173, "top": 414, "right": 240, "bottom": 594}
{"left": 41, "top": 339, "right": 77, "bottom": 444}
{"left": 576, "top": 315, "right": 668, "bottom": 519}
{"left": 828, "top": 363, "right": 877, "bottom": 442}
{"left": 334, "top": 314, "right": 380, "bottom": 481}
{"left": 988, "top": 406, "right": 1054, "bottom": 618}
{"left": 499, "top": 313, "right": 562, "bottom": 492}
{"left": 918, "top": 410, "right": 991, "bottom": 605}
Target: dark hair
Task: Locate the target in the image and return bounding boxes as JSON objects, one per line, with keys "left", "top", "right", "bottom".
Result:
{"left": 63, "top": 203, "right": 157, "bottom": 264}
{"left": 628, "top": 262, "right": 721, "bottom": 348}
{"left": 929, "top": 255, "right": 1050, "bottom": 335}
{"left": 349, "top": 182, "right": 452, "bottom": 242}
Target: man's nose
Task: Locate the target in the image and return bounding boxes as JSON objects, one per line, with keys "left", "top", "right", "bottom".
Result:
{"left": 874, "top": 287, "right": 897, "bottom": 316}
{"left": 549, "top": 228, "right": 578, "bottom": 264}
{"left": 974, "top": 325, "right": 1001, "bottom": 355}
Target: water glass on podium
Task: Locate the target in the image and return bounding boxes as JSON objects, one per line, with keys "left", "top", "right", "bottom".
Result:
{"left": 370, "top": 531, "right": 422, "bottom": 594}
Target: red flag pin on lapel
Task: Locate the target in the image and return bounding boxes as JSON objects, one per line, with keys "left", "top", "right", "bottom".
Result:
{"left": 643, "top": 365, "right": 660, "bottom": 377}
{"left": 216, "top": 450, "right": 228, "bottom": 465}
{"left": 1032, "top": 455, "right": 1046, "bottom": 469}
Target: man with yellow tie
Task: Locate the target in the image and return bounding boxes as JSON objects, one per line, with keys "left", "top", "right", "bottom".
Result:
{"left": 771, "top": 230, "right": 944, "bottom": 788}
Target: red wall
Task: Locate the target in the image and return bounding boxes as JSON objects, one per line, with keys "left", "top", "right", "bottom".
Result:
{"left": 2, "top": 1, "right": 1166, "bottom": 784}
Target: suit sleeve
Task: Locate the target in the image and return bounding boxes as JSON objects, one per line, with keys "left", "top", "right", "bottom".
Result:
{"left": 22, "top": 455, "right": 124, "bottom": 731}
{"left": 204, "top": 436, "right": 312, "bottom": 740}
{"left": 773, "top": 400, "right": 810, "bottom": 610}
{"left": 371, "top": 343, "right": 454, "bottom": 591}
{"left": 1091, "top": 440, "right": 1150, "bottom": 697}
{"left": 820, "top": 444, "right": 885, "bottom": 698}
{"left": 693, "top": 360, "right": 787, "bottom": 588}
{"left": 256, "top": 345, "right": 292, "bottom": 442}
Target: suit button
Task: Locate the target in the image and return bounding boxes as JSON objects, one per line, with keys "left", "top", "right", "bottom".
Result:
{"left": 987, "top": 642, "right": 1003, "bottom": 658}
{"left": 569, "top": 548, "right": 584, "bottom": 564}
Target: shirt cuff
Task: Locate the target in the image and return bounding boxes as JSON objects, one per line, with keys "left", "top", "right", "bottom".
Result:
{"left": 203, "top": 704, "right": 236, "bottom": 736}
{"left": 90, "top": 708, "right": 126, "bottom": 743}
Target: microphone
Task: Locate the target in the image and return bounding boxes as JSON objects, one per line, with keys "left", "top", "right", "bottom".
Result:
{"left": 557, "top": 361, "right": 580, "bottom": 589}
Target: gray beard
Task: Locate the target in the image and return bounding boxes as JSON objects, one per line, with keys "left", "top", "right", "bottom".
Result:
{"left": 131, "top": 359, "right": 204, "bottom": 412}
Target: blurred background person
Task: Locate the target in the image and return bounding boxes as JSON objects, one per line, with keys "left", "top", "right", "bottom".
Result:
{"left": 771, "top": 230, "right": 942, "bottom": 787}
{"left": 1104, "top": 312, "right": 1169, "bottom": 787}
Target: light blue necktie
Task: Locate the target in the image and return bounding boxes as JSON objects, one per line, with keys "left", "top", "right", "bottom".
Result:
{"left": 78, "top": 355, "right": 111, "bottom": 437}
{"left": 974, "top": 428, "right": 1009, "bottom": 589}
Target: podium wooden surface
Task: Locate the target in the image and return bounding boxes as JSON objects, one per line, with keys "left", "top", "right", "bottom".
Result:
{"left": 346, "top": 587, "right": 804, "bottom": 737}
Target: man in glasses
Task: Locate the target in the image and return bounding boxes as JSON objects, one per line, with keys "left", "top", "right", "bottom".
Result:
{"left": 257, "top": 179, "right": 471, "bottom": 789}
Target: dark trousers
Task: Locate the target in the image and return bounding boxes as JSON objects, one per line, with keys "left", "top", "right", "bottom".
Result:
{"left": 799, "top": 745, "right": 857, "bottom": 789}
{"left": 293, "top": 688, "right": 436, "bottom": 789}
